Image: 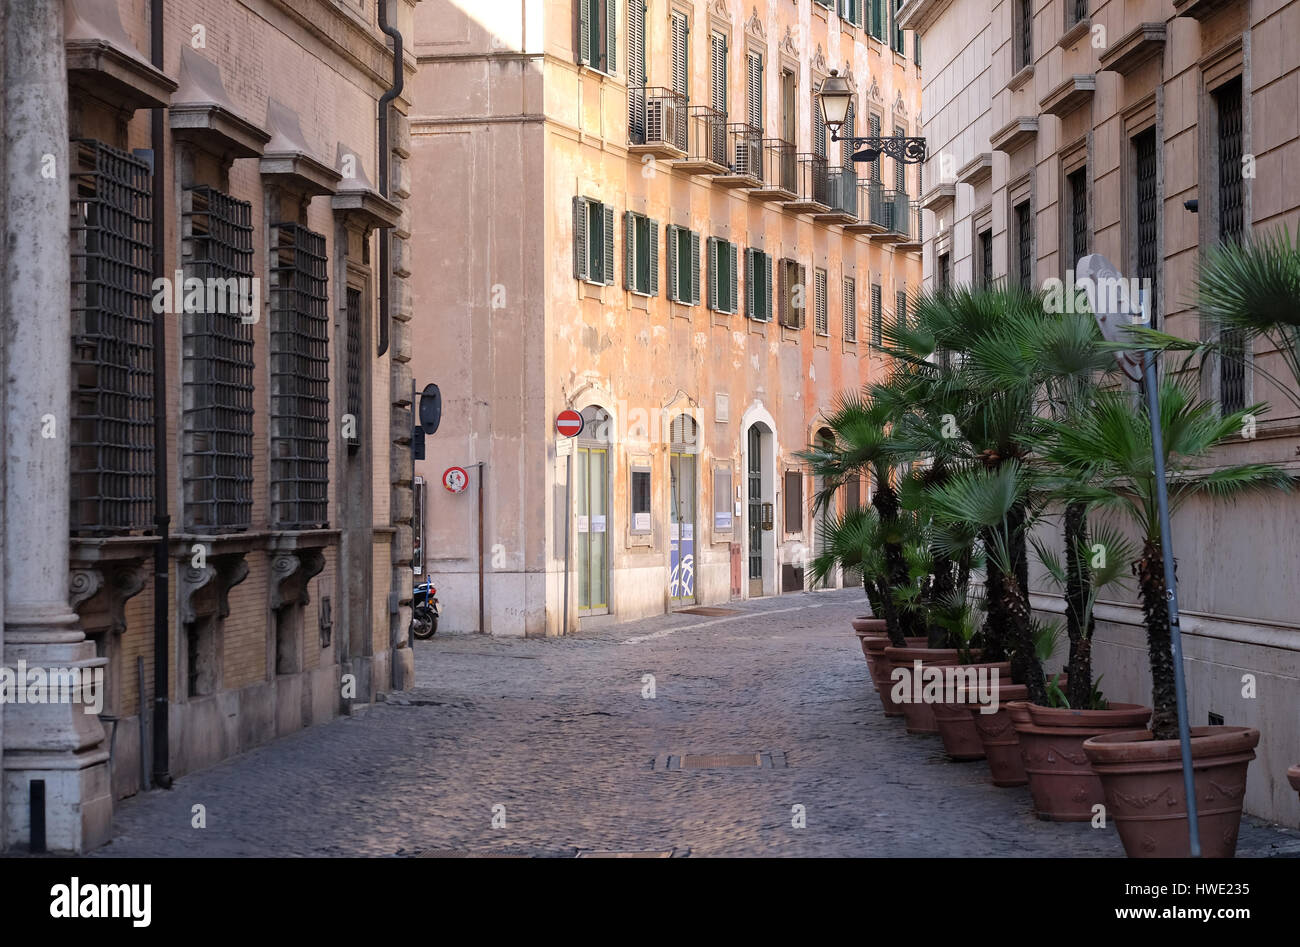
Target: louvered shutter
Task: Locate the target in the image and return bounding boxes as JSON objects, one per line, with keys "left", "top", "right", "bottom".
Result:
{"left": 813, "top": 88, "right": 826, "bottom": 158}
{"left": 690, "top": 231, "right": 701, "bottom": 304}
{"left": 798, "top": 264, "right": 808, "bottom": 327}
{"left": 711, "top": 32, "right": 727, "bottom": 115}
{"left": 762, "top": 255, "right": 773, "bottom": 321}
{"left": 671, "top": 12, "right": 688, "bottom": 96}
{"left": 778, "top": 260, "right": 789, "bottom": 325}
{"left": 605, "top": 0, "right": 617, "bottom": 74}
{"left": 869, "top": 113, "right": 881, "bottom": 181}
{"left": 895, "top": 125, "right": 906, "bottom": 193}
{"left": 745, "top": 249, "right": 755, "bottom": 319}
{"left": 648, "top": 220, "right": 659, "bottom": 296}
{"left": 707, "top": 237, "right": 718, "bottom": 310}
{"left": 573, "top": 196, "right": 589, "bottom": 280}
{"left": 666, "top": 225, "right": 679, "bottom": 301}
{"left": 815, "top": 269, "right": 827, "bottom": 333}
{"left": 842, "top": 102, "right": 856, "bottom": 168}
{"left": 630, "top": 0, "right": 646, "bottom": 85}
{"left": 854, "top": 0, "right": 864, "bottom": 28}
{"left": 624, "top": 212, "right": 635, "bottom": 290}
{"left": 578, "top": 0, "right": 591, "bottom": 65}
{"left": 602, "top": 203, "right": 615, "bottom": 285}
{"left": 747, "top": 51, "right": 763, "bottom": 129}
{"left": 728, "top": 242, "right": 738, "bottom": 313}
{"left": 845, "top": 278, "right": 857, "bottom": 339}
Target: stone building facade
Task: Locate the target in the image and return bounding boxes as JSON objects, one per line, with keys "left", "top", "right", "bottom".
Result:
{"left": 409, "top": 0, "right": 924, "bottom": 636}
{"left": 901, "top": 0, "right": 1300, "bottom": 826}
{"left": 0, "top": 0, "right": 417, "bottom": 852}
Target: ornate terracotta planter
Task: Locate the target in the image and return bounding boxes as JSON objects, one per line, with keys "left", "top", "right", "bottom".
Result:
{"left": 932, "top": 662, "right": 1012, "bottom": 761}
{"left": 862, "top": 636, "right": 925, "bottom": 714}
{"left": 973, "top": 685, "right": 1030, "bottom": 786}
{"left": 882, "top": 646, "right": 976, "bottom": 735}
{"left": 1083, "top": 726, "right": 1260, "bottom": 858}
{"left": 1013, "top": 703, "right": 1151, "bottom": 821}
{"left": 852, "top": 617, "right": 887, "bottom": 635}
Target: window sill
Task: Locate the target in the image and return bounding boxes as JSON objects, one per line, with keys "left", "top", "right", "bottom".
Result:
{"left": 580, "top": 281, "right": 606, "bottom": 301}
{"left": 1059, "top": 18, "right": 1091, "bottom": 50}
{"left": 843, "top": 338, "right": 859, "bottom": 354}
{"left": 1006, "top": 63, "right": 1035, "bottom": 93}
{"left": 711, "top": 308, "right": 733, "bottom": 327}
{"left": 814, "top": 332, "right": 831, "bottom": 349}
{"left": 629, "top": 292, "right": 651, "bottom": 310}
{"left": 670, "top": 300, "right": 694, "bottom": 319}
{"left": 781, "top": 323, "right": 803, "bottom": 343}
{"left": 748, "top": 318, "right": 769, "bottom": 336}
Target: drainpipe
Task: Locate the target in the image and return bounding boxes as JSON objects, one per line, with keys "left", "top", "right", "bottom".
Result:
{"left": 376, "top": 0, "right": 403, "bottom": 357}
{"left": 149, "top": 0, "right": 172, "bottom": 789}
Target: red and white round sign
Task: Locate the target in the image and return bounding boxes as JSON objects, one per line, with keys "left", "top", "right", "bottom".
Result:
{"left": 555, "top": 409, "right": 584, "bottom": 438}
{"left": 442, "top": 466, "right": 469, "bottom": 494}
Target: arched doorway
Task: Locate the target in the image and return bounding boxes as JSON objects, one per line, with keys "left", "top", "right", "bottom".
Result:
{"left": 813, "top": 426, "right": 835, "bottom": 567}
{"left": 668, "top": 414, "right": 698, "bottom": 606}
{"left": 745, "top": 420, "right": 775, "bottom": 597}
{"left": 575, "top": 405, "right": 611, "bottom": 616}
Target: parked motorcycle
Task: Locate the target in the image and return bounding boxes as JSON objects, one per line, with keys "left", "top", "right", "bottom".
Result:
{"left": 411, "top": 578, "right": 441, "bottom": 639}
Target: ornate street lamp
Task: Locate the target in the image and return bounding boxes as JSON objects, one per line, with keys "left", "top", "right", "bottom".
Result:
{"left": 816, "top": 69, "right": 927, "bottom": 165}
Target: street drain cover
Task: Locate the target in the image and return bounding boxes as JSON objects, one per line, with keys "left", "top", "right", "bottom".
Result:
{"left": 653, "top": 751, "right": 787, "bottom": 770}
{"left": 682, "top": 753, "right": 761, "bottom": 769}
{"left": 416, "top": 849, "right": 529, "bottom": 858}
{"left": 679, "top": 607, "right": 739, "bottom": 616}
{"left": 575, "top": 849, "right": 675, "bottom": 858}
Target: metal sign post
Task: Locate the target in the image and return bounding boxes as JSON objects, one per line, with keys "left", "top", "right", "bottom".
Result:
{"left": 1076, "top": 254, "right": 1201, "bottom": 857}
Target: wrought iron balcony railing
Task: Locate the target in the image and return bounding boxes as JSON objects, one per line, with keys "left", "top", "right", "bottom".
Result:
{"left": 677, "top": 105, "right": 727, "bottom": 172}
{"left": 720, "top": 122, "right": 763, "bottom": 182}
{"left": 786, "top": 153, "right": 830, "bottom": 212}
{"left": 629, "top": 86, "right": 688, "bottom": 154}
{"left": 757, "top": 138, "right": 797, "bottom": 196}
{"left": 818, "top": 166, "right": 858, "bottom": 219}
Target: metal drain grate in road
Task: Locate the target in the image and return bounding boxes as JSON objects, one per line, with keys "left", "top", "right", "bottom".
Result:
{"left": 678, "top": 607, "right": 739, "bottom": 616}
{"left": 575, "top": 849, "right": 675, "bottom": 858}
{"left": 416, "top": 849, "right": 529, "bottom": 858}
{"left": 652, "top": 751, "right": 787, "bottom": 771}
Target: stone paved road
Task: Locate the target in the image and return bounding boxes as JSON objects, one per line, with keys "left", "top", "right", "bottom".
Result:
{"left": 96, "top": 589, "right": 1300, "bottom": 857}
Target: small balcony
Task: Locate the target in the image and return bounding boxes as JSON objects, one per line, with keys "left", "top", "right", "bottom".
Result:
{"left": 871, "top": 187, "right": 911, "bottom": 244}
{"left": 813, "top": 166, "right": 858, "bottom": 225}
{"left": 749, "top": 139, "right": 797, "bottom": 201}
{"left": 628, "top": 87, "right": 688, "bottom": 159}
{"left": 896, "top": 201, "right": 923, "bottom": 251}
{"left": 674, "top": 105, "right": 727, "bottom": 174}
{"left": 845, "top": 180, "right": 889, "bottom": 234}
{"left": 714, "top": 123, "right": 764, "bottom": 188}
{"left": 783, "top": 154, "right": 831, "bottom": 214}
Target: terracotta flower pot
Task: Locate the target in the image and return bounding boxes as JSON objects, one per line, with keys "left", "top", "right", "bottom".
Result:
{"left": 882, "top": 646, "right": 978, "bottom": 735}
{"left": 1083, "top": 726, "right": 1260, "bottom": 858}
{"left": 852, "top": 617, "right": 888, "bottom": 635}
{"left": 862, "top": 636, "right": 926, "bottom": 712}
{"left": 972, "top": 685, "right": 1031, "bottom": 786}
{"left": 932, "top": 662, "right": 1011, "bottom": 761}
{"left": 1289, "top": 764, "right": 1300, "bottom": 802}
{"left": 1013, "top": 703, "right": 1151, "bottom": 821}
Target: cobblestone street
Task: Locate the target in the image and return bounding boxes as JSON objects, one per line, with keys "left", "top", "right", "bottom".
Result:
{"left": 97, "top": 590, "right": 1300, "bottom": 857}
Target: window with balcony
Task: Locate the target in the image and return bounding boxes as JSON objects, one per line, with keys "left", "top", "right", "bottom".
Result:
{"left": 708, "top": 236, "right": 739, "bottom": 314}
{"left": 871, "top": 283, "right": 883, "bottom": 344}
{"left": 181, "top": 185, "right": 255, "bottom": 533}
{"left": 627, "top": 0, "right": 647, "bottom": 137}
{"left": 269, "top": 222, "right": 330, "bottom": 530}
{"left": 624, "top": 211, "right": 660, "bottom": 296}
{"left": 573, "top": 196, "right": 615, "bottom": 285}
{"left": 843, "top": 277, "right": 857, "bottom": 340}
{"left": 894, "top": 123, "right": 907, "bottom": 194}
{"left": 778, "top": 259, "right": 808, "bottom": 328}
{"left": 69, "top": 139, "right": 154, "bottom": 535}
{"left": 577, "top": 0, "right": 616, "bottom": 75}
{"left": 666, "top": 225, "right": 701, "bottom": 304}
{"left": 745, "top": 248, "right": 773, "bottom": 322}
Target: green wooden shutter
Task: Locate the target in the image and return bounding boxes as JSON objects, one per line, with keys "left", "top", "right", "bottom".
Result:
{"left": 869, "top": 113, "right": 881, "bottom": 181}
{"left": 728, "top": 242, "right": 738, "bottom": 313}
{"left": 602, "top": 203, "right": 615, "bottom": 285}
{"left": 671, "top": 12, "right": 688, "bottom": 96}
{"left": 763, "top": 254, "right": 773, "bottom": 321}
{"left": 573, "top": 196, "right": 589, "bottom": 280}
{"left": 711, "top": 32, "right": 727, "bottom": 115}
{"left": 745, "top": 248, "right": 755, "bottom": 319}
{"left": 854, "top": 0, "right": 864, "bottom": 29}
{"left": 605, "top": 0, "right": 617, "bottom": 74}
{"left": 747, "top": 51, "right": 763, "bottom": 129}
{"left": 624, "top": 212, "right": 635, "bottom": 290}
{"left": 578, "top": 0, "right": 591, "bottom": 65}
{"left": 666, "top": 225, "right": 679, "bottom": 301}
{"left": 707, "top": 237, "right": 718, "bottom": 310}
{"left": 690, "top": 231, "right": 701, "bottom": 304}
{"left": 629, "top": 0, "right": 645, "bottom": 85}
{"left": 813, "top": 88, "right": 826, "bottom": 159}
{"left": 648, "top": 220, "right": 659, "bottom": 296}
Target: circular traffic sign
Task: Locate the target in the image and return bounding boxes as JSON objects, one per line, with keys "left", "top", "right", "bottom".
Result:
{"left": 555, "top": 409, "right": 584, "bottom": 438}
{"left": 442, "top": 466, "right": 469, "bottom": 494}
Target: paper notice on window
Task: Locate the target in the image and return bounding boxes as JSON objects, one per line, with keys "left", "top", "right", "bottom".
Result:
{"left": 682, "top": 524, "right": 694, "bottom": 540}
{"left": 577, "top": 515, "right": 589, "bottom": 533}
{"left": 634, "top": 512, "right": 650, "bottom": 531}
{"left": 591, "top": 515, "right": 606, "bottom": 533}
{"left": 715, "top": 512, "right": 732, "bottom": 530}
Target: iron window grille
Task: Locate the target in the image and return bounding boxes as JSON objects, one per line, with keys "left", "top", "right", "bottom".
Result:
{"left": 181, "top": 185, "right": 255, "bottom": 533}
{"left": 1067, "top": 0, "right": 1088, "bottom": 27}
{"left": 69, "top": 139, "right": 155, "bottom": 535}
{"left": 345, "top": 286, "right": 363, "bottom": 455}
{"left": 1018, "top": 0, "right": 1032, "bottom": 71}
{"left": 1134, "top": 129, "right": 1158, "bottom": 328}
{"left": 980, "top": 229, "right": 993, "bottom": 288}
{"left": 939, "top": 253, "right": 951, "bottom": 292}
{"left": 269, "top": 223, "right": 330, "bottom": 530}
{"left": 1068, "top": 168, "right": 1088, "bottom": 270}
{"left": 1016, "top": 201, "right": 1032, "bottom": 291}
{"left": 1216, "top": 78, "right": 1246, "bottom": 414}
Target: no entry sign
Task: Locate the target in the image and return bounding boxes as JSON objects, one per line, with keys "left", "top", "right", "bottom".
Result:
{"left": 555, "top": 409, "right": 584, "bottom": 438}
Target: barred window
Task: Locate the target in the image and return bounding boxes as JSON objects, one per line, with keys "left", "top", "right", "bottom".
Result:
{"left": 1134, "top": 130, "right": 1158, "bottom": 328}
{"left": 69, "top": 139, "right": 154, "bottom": 534}
{"left": 270, "top": 223, "right": 330, "bottom": 529}
{"left": 346, "top": 286, "right": 363, "bottom": 454}
{"left": 979, "top": 229, "right": 993, "bottom": 288}
{"left": 1215, "top": 78, "right": 1246, "bottom": 415}
{"left": 181, "top": 185, "right": 255, "bottom": 532}
{"left": 1068, "top": 167, "right": 1088, "bottom": 271}
{"left": 843, "top": 277, "right": 857, "bottom": 341}
{"left": 1016, "top": 201, "right": 1033, "bottom": 290}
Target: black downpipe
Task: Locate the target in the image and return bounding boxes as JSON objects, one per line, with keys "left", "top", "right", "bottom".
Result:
{"left": 149, "top": 0, "right": 172, "bottom": 790}
{"left": 376, "top": 0, "right": 403, "bottom": 357}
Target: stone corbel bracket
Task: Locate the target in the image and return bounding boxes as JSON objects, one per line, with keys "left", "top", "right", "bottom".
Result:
{"left": 179, "top": 554, "right": 251, "bottom": 625}
{"left": 269, "top": 549, "right": 327, "bottom": 611}
{"left": 68, "top": 559, "right": 151, "bottom": 636}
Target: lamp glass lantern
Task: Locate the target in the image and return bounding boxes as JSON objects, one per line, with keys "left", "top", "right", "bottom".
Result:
{"left": 816, "top": 69, "right": 853, "bottom": 137}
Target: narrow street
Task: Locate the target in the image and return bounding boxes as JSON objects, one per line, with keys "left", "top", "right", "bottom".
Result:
{"left": 96, "top": 590, "right": 1300, "bottom": 858}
